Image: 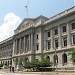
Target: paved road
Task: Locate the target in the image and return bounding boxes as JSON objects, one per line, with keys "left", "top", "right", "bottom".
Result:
{"left": 0, "top": 71, "right": 39, "bottom": 75}
{"left": 0, "top": 71, "right": 75, "bottom": 75}
{"left": 0, "top": 72, "right": 39, "bottom": 75}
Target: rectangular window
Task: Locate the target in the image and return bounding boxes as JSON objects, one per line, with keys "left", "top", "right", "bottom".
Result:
{"left": 72, "top": 23, "right": 75, "bottom": 30}
{"left": 54, "top": 28, "right": 58, "bottom": 35}
{"left": 37, "top": 34, "right": 38, "bottom": 39}
{"left": 55, "top": 39, "right": 58, "bottom": 48}
{"left": 62, "top": 26, "right": 66, "bottom": 33}
{"left": 36, "top": 44, "right": 39, "bottom": 50}
{"left": 47, "top": 41, "right": 51, "bottom": 50}
{"left": 63, "top": 37, "right": 67, "bottom": 47}
{"left": 73, "top": 35, "right": 75, "bottom": 44}
{"left": 48, "top": 31, "right": 50, "bottom": 37}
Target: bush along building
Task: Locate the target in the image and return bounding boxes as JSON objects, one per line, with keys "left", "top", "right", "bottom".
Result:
{"left": 0, "top": 6, "right": 75, "bottom": 70}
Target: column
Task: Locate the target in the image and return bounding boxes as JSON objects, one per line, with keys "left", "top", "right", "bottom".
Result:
{"left": 31, "top": 33, "right": 35, "bottom": 61}
{"left": 15, "top": 40, "right": 16, "bottom": 54}
{"left": 14, "top": 40, "right": 16, "bottom": 54}
{"left": 24, "top": 36, "right": 26, "bottom": 53}
{"left": 58, "top": 26, "right": 62, "bottom": 49}
{"left": 31, "top": 34, "right": 33, "bottom": 52}
{"left": 13, "top": 40, "right": 15, "bottom": 56}
{"left": 29, "top": 34, "right": 31, "bottom": 51}
{"left": 25, "top": 36, "right": 27, "bottom": 52}
{"left": 44, "top": 31, "right": 47, "bottom": 50}
{"left": 41, "top": 28, "right": 44, "bottom": 52}
{"left": 16, "top": 39, "right": 18, "bottom": 54}
{"left": 21, "top": 37, "right": 23, "bottom": 53}
{"left": 67, "top": 22, "right": 71, "bottom": 47}
{"left": 19, "top": 38, "right": 21, "bottom": 54}
{"left": 51, "top": 29, "right": 54, "bottom": 50}
{"left": 14, "top": 40, "right": 16, "bottom": 55}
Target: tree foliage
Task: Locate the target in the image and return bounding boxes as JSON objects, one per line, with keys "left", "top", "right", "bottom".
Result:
{"left": 69, "top": 48, "right": 75, "bottom": 64}
{"left": 23, "top": 53, "right": 52, "bottom": 69}
{"left": 19, "top": 55, "right": 29, "bottom": 66}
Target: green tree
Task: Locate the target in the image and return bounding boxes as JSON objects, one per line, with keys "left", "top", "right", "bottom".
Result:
{"left": 23, "top": 53, "right": 52, "bottom": 71}
{"left": 19, "top": 55, "right": 29, "bottom": 66}
{"left": 69, "top": 48, "right": 75, "bottom": 65}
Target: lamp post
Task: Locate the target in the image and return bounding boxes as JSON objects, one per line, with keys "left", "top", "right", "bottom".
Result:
{"left": 55, "top": 48, "right": 58, "bottom": 74}
{"left": 10, "top": 50, "right": 12, "bottom": 72}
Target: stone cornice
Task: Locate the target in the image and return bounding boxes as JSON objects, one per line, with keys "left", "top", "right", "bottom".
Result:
{"left": 44, "top": 6, "right": 75, "bottom": 25}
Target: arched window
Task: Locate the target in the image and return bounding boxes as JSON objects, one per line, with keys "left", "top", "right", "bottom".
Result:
{"left": 1, "top": 61, "right": 2, "bottom": 64}
{"left": 62, "top": 53, "right": 67, "bottom": 65}
{"left": 5, "top": 61, "right": 7, "bottom": 65}
{"left": 53, "top": 55, "right": 58, "bottom": 66}
{"left": 46, "top": 56, "right": 50, "bottom": 61}
{"left": 73, "top": 60, "right": 75, "bottom": 65}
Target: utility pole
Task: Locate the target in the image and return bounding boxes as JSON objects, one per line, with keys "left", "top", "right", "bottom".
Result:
{"left": 10, "top": 50, "right": 12, "bottom": 72}
{"left": 55, "top": 48, "right": 58, "bottom": 74}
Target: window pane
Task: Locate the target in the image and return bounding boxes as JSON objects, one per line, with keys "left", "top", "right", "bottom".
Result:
{"left": 72, "top": 23, "right": 75, "bottom": 30}
{"left": 48, "top": 31, "right": 50, "bottom": 37}
{"left": 63, "top": 37, "right": 67, "bottom": 47}
{"left": 55, "top": 29, "right": 58, "bottom": 35}
{"left": 37, "top": 35, "right": 38, "bottom": 39}
{"left": 48, "top": 41, "right": 50, "bottom": 49}
{"left": 53, "top": 55, "right": 58, "bottom": 66}
{"left": 62, "top": 53, "right": 67, "bottom": 66}
{"left": 62, "top": 26, "right": 66, "bottom": 33}
{"left": 36, "top": 44, "right": 39, "bottom": 50}
{"left": 73, "top": 35, "right": 75, "bottom": 44}
{"left": 55, "top": 39, "right": 58, "bottom": 48}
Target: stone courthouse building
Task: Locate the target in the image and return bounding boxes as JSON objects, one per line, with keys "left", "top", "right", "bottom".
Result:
{"left": 0, "top": 6, "right": 75, "bottom": 69}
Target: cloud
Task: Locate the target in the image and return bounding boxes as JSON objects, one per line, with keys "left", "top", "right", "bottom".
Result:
{"left": 0, "top": 12, "right": 22, "bottom": 42}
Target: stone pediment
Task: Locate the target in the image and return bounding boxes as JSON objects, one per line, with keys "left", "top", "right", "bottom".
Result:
{"left": 14, "top": 18, "right": 34, "bottom": 34}
{"left": 14, "top": 15, "right": 49, "bottom": 34}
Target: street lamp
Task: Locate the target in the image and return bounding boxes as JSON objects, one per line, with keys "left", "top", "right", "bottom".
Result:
{"left": 55, "top": 48, "right": 58, "bottom": 74}
{"left": 10, "top": 50, "right": 12, "bottom": 72}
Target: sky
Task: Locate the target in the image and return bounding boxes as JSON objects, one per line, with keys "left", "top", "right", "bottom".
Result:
{"left": 0, "top": 0, "right": 74, "bottom": 42}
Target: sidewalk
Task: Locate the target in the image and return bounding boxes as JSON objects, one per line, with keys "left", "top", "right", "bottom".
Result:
{"left": 0, "top": 69, "right": 75, "bottom": 75}
{"left": 14, "top": 71, "right": 75, "bottom": 75}
{"left": 14, "top": 70, "right": 75, "bottom": 75}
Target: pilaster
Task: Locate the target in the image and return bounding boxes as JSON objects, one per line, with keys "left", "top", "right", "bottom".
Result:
{"left": 67, "top": 22, "right": 71, "bottom": 47}
{"left": 58, "top": 26, "right": 62, "bottom": 49}
{"left": 24, "top": 36, "right": 26, "bottom": 53}
{"left": 51, "top": 29, "right": 54, "bottom": 50}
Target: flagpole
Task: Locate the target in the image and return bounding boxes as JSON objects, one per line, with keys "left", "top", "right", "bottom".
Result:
{"left": 24, "top": 0, "right": 29, "bottom": 18}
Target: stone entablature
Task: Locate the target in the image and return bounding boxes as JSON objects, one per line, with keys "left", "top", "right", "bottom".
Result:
{"left": 44, "top": 6, "right": 75, "bottom": 25}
